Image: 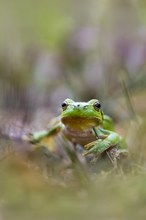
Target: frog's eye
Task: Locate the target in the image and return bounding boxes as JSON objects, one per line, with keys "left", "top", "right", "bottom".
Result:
{"left": 93, "top": 102, "right": 101, "bottom": 111}
{"left": 61, "top": 102, "right": 68, "bottom": 110}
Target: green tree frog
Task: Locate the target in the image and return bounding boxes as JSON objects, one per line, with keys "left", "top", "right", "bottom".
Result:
{"left": 28, "top": 98, "right": 128, "bottom": 167}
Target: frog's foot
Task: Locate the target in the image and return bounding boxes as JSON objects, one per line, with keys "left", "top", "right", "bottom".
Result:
{"left": 83, "top": 137, "right": 118, "bottom": 156}
{"left": 84, "top": 140, "right": 100, "bottom": 150}
{"left": 84, "top": 134, "right": 108, "bottom": 151}
{"left": 25, "top": 132, "right": 39, "bottom": 144}
{"left": 83, "top": 139, "right": 116, "bottom": 157}
{"left": 22, "top": 132, "right": 37, "bottom": 144}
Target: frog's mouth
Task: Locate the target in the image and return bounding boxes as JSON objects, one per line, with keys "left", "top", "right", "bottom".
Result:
{"left": 61, "top": 116, "right": 102, "bottom": 131}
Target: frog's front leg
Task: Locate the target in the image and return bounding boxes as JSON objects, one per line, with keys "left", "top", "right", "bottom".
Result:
{"left": 24, "top": 122, "right": 62, "bottom": 144}
{"left": 83, "top": 129, "right": 121, "bottom": 157}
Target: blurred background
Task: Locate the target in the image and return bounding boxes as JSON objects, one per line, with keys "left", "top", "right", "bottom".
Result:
{"left": 0, "top": 0, "right": 146, "bottom": 219}
{"left": 0, "top": 0, "right": 145, "bottom": 121}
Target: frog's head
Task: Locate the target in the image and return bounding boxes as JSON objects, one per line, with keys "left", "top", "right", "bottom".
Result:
{"left": 61, "top": 98, "right": 103, "bottom": 130}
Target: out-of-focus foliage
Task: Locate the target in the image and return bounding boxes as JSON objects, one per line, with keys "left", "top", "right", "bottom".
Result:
{"left": 0, "top": 0, "right": 146, "bottom": 116}
{"left": 0, "top": 0, "right": 146, "bottom": 219}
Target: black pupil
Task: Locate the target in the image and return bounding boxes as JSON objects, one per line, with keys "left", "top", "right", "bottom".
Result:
{"left": 62, "top": 102, "right": 67, "bottom": 108}
{"left": 95, "top": 103, "right": 101, "bottom": 108}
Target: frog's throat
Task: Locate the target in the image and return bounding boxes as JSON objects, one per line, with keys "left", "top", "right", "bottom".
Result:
{"left": 61, "top": 116, "right": 102, "bottom": 130}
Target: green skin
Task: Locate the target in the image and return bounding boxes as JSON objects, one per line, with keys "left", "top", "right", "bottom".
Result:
{"left": 28, "top": 98, "right": 128, "bottom": 163}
